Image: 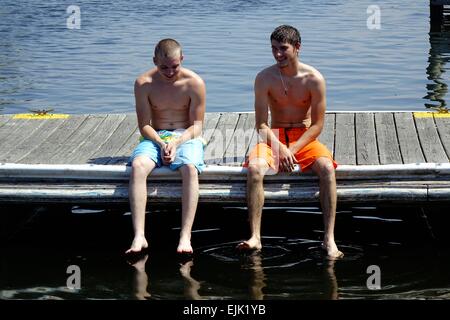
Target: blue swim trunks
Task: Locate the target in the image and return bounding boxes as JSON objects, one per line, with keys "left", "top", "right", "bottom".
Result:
{"left": 129, "top": 129, "right": 205, "bottom": 173}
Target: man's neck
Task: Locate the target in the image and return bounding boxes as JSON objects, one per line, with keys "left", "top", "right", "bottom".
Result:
{"left": 279, "top": 59, "right": 300, "bottom": 77}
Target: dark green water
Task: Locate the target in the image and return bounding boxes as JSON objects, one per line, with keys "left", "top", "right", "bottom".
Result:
{"left": 1, "top": 204, "right": 449, "bottom": 300}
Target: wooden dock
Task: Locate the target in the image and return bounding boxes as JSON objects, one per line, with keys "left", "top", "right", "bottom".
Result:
{"left": 0, "top": 111, "right": 449, "bottom": 205}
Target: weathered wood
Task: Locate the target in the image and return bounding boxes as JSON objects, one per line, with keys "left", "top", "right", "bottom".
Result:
{"left": 415, "top": 115, "right": 448, "bottom": 162}
{"left": 204, "top": 112, "right": 240, "bottom": 164}
{"left": 320, "top": 113, "right": 335, "bottom": 155}
{"left": 0, "top": 180, "right": 433, "bottom": 204}
{"left": 433, "top": 114, "right": 450, "bottom": 160}
{"left": 355, "top": 113, "right": 379, "bottom": 165}
{"left": 222, "top": 113, "right": 250, "bottom": 165}
{"left": 19, "top": 115, "right": 86, "bottom": 164}
{"left": 48, "top": 115, "right": 107, "bottom": 164}
{"left": 1, "top": 119, "right": 66, "bottom": 163}
{"left": 334, "top": 113, "right": 356, "bottom": 164}
{"left": 0, "top": 119, "right": 35, "bottom": 154}
{"left": 394, "top": 113, "right": 425, "bottom": 163}
{"left": 375, "top": 113, "right": 402, "bottom": 164}
{"left": 243, "top": 114, "right": 257, "bottom": 160}
{"left": 0, "top": 115, "right": 11, "bottom": 129}
{"left": 203, "top": 112, "right": 221, "bottom": 146}
{"left": 66, "top": 114, "right": 126, "bottom": 164}
{"left": 88, "top": 114, "right": 137, "bottom": 164}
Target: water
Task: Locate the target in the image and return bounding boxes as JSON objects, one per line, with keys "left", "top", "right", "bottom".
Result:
{"left": 1, "top": 0, "right": 449, "bottom": 114}
{"left": 1, "top": 204, "right": 450, "bottom": 300}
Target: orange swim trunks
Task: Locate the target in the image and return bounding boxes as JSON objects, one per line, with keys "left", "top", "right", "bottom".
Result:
{"left": 245, "top": 128, "right": 338, "bottom": 172}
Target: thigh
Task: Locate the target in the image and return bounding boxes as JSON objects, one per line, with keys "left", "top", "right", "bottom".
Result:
{"left": 129, "top": 139, "right": 162, "bottom": 167}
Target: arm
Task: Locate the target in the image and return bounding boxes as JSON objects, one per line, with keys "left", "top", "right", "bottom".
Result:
{"left": 288, "top": 73, "right": 326, "bottom": 154}
{"left": 134, "top": 78, "right": 165, "bottom": 148}
{"left": 174, "top": 77, "right": 206, "bottom": 146}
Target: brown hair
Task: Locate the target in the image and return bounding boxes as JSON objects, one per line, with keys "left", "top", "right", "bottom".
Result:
{"left": 270, "top": 25, "right": 301, "bottom": 46}
{"left": 154, "top": 38, "right": 182, "bottom": 59}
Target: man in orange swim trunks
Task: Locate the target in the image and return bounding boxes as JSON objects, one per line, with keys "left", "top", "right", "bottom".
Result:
{"left": 238, "top": 25, "right": 343, "bottom": 259}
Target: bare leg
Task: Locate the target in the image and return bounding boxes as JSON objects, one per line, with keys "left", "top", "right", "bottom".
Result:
{"left": 311, "top": 157, "right": 343, "bottom": 259}
{"left": 126, "top": 156, "right": 156, "bottom": 254}
{"left": 177, "top": 164, "right": 199, "bottom": 254}
{"left": 129, "top": 254, "right": 151, "bottom": 300}
{"left": 179, "top": 260, "right": 202, "bottom": 300}
{"left": 237, "top": 158, "right": 269, "bottom": 251}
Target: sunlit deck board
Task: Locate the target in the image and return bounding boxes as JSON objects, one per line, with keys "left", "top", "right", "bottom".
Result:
{"left": 0, "top": 111, "right": 449, "bottom": 204}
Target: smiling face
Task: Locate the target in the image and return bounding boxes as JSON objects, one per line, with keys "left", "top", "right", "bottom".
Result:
{"left": 153, "top": 53, "right": 183, "bottom": 81}
{"left": 271, "top": 39, "right": 300, "bottom": 68}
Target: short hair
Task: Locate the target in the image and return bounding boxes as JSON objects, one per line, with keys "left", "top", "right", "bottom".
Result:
{"left": 154, "top": 38, "right": 182, "bottom": 59}
{"left": 270, "top": 25, "right": 301, "bottom": 46}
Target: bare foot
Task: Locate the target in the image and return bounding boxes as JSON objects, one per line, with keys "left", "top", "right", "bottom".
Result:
{"left": 177, "top": 238, "right": 193, "bottom": 254}
{"left": 236, "top": 237, "right": 262, "bottom": 251}
{"left": 322, "top": 241, "right": 344, "bottom": 260}
{"left": 126, "top": 235, "right": 148, "bottom": 254}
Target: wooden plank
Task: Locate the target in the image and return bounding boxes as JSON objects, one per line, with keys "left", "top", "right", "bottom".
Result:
{"left": 415, "top": 115, "right": 448, "bottom": 162}
{"left": 394, "top": 113, "right": 425, "bottom": 163}
{"left": 88, "top": 114, "right": 137, "bottom": 164}
{"left": 203, "top": 112, "right": 221, "bottom": 146}
{"left": 0, "top": 115, "right": 11, "bottom": 128}
{"left": 320, "top": 113, "right": 335, "bottom": 155}
{"left": 19, "top": 115, "right": 86, "bottom": 164}
{"left": 1, "top": 118, "right": 67, "bottom": 163}
{"left": 375, "top": 113, "right": 402, "bottom": 164}
{"left": 244, "top": 113, "right": 257, "bottom": 158}
{"left": 47, "top": 115, "right": 107, "bottom": 164}
{"left": 222, "top": 113, "right": 250, "bottom": 165}
{"left": 433, "top": 115, "right": 450, "bottom": 161}
{"left": 355, "top": 113, "right": 379, "bottom": 165}
{"left": 204, "top": 113, "right": 240, "bottom": 164}
{"left": 65, "top": 114, "right": 126, "bottom": 164}
{"left": 0, "top": 119, "right": 43, "bottom": 161}
{"left": 334, "top": 113, "right": 356, "bottom": 165}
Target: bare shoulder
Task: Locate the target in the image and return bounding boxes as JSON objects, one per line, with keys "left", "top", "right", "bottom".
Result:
{"left": 301, "top": 63, "right": 325, "bottom": 89}
{"left": 183, "top": 68, "right": 205, "bottom": 90}
{"left": 255, "top": 65, "right": 275, "bottom": 88}
{"left": 134, "top": 69, "right": 155, "bottom": 90}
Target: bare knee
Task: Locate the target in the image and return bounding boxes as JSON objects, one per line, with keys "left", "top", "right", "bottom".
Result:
{"left": 131, "top": 157, "right": 154, "bottom": 178}
{"left": 247, "top": 161, "right": 266, "bottom": 184}
{"left": 313, "top": 158, "right": 335, "bottom": 181}
{"left": 180, "top": 164, "right": 198, "bottom": 178}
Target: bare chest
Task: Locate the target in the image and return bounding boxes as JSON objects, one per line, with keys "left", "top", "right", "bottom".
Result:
{"left": 148, "top": 85, "right": 191, "bottom": 112}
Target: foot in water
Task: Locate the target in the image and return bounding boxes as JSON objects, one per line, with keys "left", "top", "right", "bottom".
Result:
{"left": 321, "top": 241, "right": 344, "bottom": 260}
{"left": 177, "top": 237, "right": 193, "bottom": 254}
{"left": 126, "top": 235, "right": 148, "bottom": 254}
{"left": 236, "top": 237, "right": 262, "bottom": 251}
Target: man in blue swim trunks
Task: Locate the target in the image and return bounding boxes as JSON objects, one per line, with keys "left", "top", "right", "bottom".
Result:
{"left": 126, "top": 38, "right": 206, "bottom": 255}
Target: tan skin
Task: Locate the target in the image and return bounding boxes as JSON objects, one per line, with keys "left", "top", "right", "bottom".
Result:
{"left": 126, "top": 51, "right": 206, "bottom": 255}
{"left": 238, "top": 39, "right": 343, "bottom": 259}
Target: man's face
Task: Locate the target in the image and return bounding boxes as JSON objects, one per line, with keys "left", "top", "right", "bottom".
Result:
{"left": 154, "top": 54, "right": 183, "bottom": 81}
{"left": 271, "top": 40, "right": 300, "bottom": 68}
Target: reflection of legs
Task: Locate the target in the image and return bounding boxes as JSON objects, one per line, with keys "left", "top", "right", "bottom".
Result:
{"left": 179, "top": 260, "right": 202, "bottom": 300}
{"left": 324, "top": 259, "right": 338, "bottom": 300}
{"left": 178, "top": 164, "right": 199, "bottom": 253}
{"left": 126, "top": 156, "right": 156, "bottom": 254}
{"left": 129, "top": 254, "right": 151, "bottom": 300}
{"left": 311, "top": 157, "right": 343, "bottom": 259}
{"left": 248, "top": 252, "right": 266, "bottom": 300}
{"left": 237, "top": 158, "right": 269, "bottom": 251}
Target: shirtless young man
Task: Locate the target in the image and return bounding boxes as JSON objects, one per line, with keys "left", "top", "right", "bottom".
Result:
{"left": 238, "top": 25, "right": 343, "bottom": 259}
{"left": 126, "top": 39, "right": 206, "bottom": 255}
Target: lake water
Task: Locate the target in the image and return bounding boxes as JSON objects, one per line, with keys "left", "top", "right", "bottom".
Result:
{"left": 1, "top": 204, "right": 450, "bottom": 301}
{"left": 1, "top": 0, "right": 449, "bottom": 114}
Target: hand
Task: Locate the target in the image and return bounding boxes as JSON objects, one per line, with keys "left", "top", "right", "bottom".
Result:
{"left": 163, "top": 141, "right": 177, "bottom": 165}
{"left": 277, "top": 144, "right": 298, "bottom": 172}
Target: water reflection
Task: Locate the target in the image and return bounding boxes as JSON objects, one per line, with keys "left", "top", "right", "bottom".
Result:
{"left": 425, "top": 31, "right": 450, "bottom": 109}
{"left": 128, "top": 254, "right": 151, "bottom": 300}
